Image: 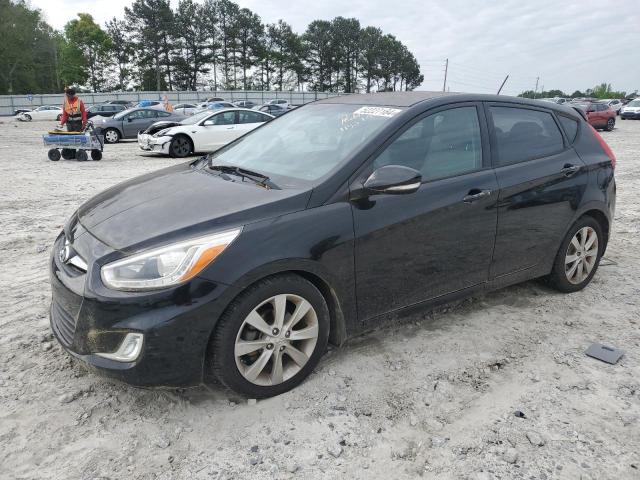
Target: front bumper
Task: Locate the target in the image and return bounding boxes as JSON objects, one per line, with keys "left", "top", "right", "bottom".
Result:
{"left": 137, "top": 133, "right": 172, "bottom": 153}
{"left": 621, "top": 111, "right": 640, "bottom": 119}
{"left": 49, "top": 229, "right": 229, "bottom": 387}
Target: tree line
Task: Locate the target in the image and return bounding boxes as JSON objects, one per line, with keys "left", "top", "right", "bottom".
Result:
{"left": 518, "top": 83, "right": 635, "bottom": 100}
{"left": 0, "top": 0, "right": 423, "bottom": 95}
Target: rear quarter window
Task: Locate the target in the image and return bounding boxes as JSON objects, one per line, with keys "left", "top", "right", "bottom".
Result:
{"left": 490, "top": 106, "right": 564, "bottom": 166}
{"left": 558, "top": 115, "right": 579, "bottom": 143}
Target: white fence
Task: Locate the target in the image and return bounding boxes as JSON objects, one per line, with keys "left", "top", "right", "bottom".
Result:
{"left": 0, "top": 90, "right": 346, "bottom": 116}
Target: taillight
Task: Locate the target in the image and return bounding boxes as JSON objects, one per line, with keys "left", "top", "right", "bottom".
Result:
{"left": 588, "top": 124, "right": 616, "bottom": 169}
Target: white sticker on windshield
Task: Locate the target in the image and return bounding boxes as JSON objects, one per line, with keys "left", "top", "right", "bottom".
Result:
{"left": 353, "top": 106, "right": 402, "bottom": 117}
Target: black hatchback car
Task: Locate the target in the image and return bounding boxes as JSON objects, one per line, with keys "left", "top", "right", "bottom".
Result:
{"left": 50, "top": 92, "right": 616, "bottom": 398}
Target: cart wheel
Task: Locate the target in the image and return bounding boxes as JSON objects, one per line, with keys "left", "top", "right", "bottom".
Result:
{"left": 61, "top": 148, "right": 76, "bottom": 160}
{"left": 76, "top": 150, "right": 88, "bottom": 162}
{"left": 48, "top": 149, "right": 61, "bottom": 161}
{"left": 91, "top": 150, "right": 102, "bottom": 161}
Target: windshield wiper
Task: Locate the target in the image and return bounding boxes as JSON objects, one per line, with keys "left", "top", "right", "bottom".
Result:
{"left": 208, "top": 163, "right": 277, "bottom": 189}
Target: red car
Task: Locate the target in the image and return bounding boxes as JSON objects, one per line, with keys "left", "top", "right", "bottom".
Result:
{"left": 574, "top": 102, "right": 616, "bottom": 131}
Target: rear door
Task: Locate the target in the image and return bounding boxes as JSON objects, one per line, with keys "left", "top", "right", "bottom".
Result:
{"left": 486, "top": 103, "right": 589, "bottom": 278}
{"left": 122, "top": 109, "right": 158, "bottom": 137}
{"left": 352, "top": 103, "right": 499, "bottom": 321}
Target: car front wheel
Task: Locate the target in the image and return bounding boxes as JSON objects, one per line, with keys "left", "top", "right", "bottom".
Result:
{"left": 546, "top": 216, "right": 603, "bottom": 293}
{"left": 104, "top": 128, "right": 120, "bottom": 144}
{"left": 208, "top": 274, "right": 329, "bottom": 398}
{"left": 169, "top": 135, "right": 192, "bottom": 158}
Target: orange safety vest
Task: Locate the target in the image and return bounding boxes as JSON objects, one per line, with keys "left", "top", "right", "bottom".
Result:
{"left": 64, "top": 97, "right": 81, "bottom": 118}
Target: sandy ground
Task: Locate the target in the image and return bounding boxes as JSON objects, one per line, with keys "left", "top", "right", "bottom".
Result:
{"left": 0, "top": 116, "right": 638, "bottom": 480}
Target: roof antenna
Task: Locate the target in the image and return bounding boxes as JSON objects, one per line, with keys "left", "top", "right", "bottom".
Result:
{"left": 497, "top": 75, "right": 509, "bottom": 95}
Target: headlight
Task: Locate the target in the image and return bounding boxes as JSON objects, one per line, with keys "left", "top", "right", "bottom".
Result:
{"left": 101, "top": 228, "right": 242, "bottom": 291}
{"left": 153, "top": 128, "right": 172, "bottom": 137}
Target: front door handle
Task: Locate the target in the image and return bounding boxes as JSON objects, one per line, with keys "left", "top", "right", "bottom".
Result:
{"left": 463, "top": 189, "right": 492, "bottom": 203}
{"left": 226, "top": 126, "right": 235, "bottom": 129}
{"left": 561, "top": 164, "right": 581, "bottom": 177}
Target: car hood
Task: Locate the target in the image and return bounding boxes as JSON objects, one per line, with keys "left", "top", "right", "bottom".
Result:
{"left": 141, "top": 121, "right": 183, "bottom": 135}
{"left": 77, "top": 162, "right": 311, "bottom": 252}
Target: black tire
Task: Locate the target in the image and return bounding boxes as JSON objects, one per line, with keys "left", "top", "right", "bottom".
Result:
{"left": 56, "top": 114, "right": 62, "bottom": 121}
{"left": 91, "top": 150, "right": 102, "bottom": 161}
{"left": 546, "top": 215, "right": 604, "bottom": 293}
{"left": 24, "top": 114, "right": 32, "bottom": 122}
{"left": 605, "top": 118, "right": 615, "bottom": 131}
{"left": 103, "top": 128, "right": 120, "bottom": 144}
{"left": 76, "top": 150, "right": 88, "bottom": 162}
{"left": 169, "top": 135, "right": 192, "bottom": 158}
{"left": 47, "top": 149, "right": 61, "bottom": 161}
{"left": 61, "top": 148, "right": 76, "bottom": 160}
{"left": 207, "top": 274, "right": 330, "bottom": 398}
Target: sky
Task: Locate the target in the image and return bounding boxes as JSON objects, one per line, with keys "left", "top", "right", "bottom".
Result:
{"left": 29, "top": 0, "right": 640, "bottom": 96}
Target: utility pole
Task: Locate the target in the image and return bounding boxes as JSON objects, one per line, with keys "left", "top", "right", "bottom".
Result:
{"left": 534, "top": 76, "right": 539, "bottom": 99}
{"left": 497, "top": 75, "right": 509, "bottom": 95}
{"left": 442, "top": 58, "right": 448, "bottom": 92}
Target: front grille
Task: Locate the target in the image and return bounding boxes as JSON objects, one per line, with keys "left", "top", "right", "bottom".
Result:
{"left": 51, "top": 301, "right": 77, "bottom": 346}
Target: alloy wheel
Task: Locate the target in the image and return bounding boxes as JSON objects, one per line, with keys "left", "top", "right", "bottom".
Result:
{"left": 565, "top": 226, "right": 598, "bottom": 284}
{"left": 234, "top": 294, "right": 319, "bottom": 386}
{"left": 607, "top": 118, "right": 615, "bottom": 130}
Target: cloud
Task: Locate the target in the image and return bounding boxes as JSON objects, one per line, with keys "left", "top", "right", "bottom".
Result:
{"left": 30, "top": 0, "right": 640, "bottom": 95}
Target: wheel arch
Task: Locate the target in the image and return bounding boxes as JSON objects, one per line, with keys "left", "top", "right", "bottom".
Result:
{"left": 172, "top": 132, "right": 194, "bottom": 154}
{"left": 200, "top": 262, "right": 350, "bottom": 382}
{"left": 581, "top": 208, "right": 610, "bottom": 253}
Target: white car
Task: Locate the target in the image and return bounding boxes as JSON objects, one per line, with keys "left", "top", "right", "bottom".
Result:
{"left": 267, "top": 99, "right": 289, "bottom": 108}
{"left": 601, "top": 99, "right": 623, "bottom": 115}
{"left": 137, "top": 108, "right": 274, "bottom": 158}
{"left": 173, "top": 103, "right": 199, "bottom": 116}
{"left": 18, "top": 106, "right": 63, "bottom": 122}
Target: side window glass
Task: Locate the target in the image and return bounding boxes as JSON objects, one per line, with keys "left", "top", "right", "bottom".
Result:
{"left": 239, "top": 111, "right": 266, "bottom": 124}
{"left": 209, "top": 112, "right": 236, "bottom": 125}
{"left": 157, "top": 111, "right": 170, "bottom": 117}
{"left": 558, "top": 115, "right": 578, "bottom": 143}
{"left": 490, "top": 107, "right": 564, "bottom": 166}
{"left": 374, "top": 106, "right": 483, "bottom": 181}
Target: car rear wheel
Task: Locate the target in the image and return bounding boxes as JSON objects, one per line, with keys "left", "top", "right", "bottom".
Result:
{"left": 169, "top": 135, "right": 192, "bottom": 158}
{"left": 605, "top": 118, "right": 615, "bottom": 131}
{"left": 546, "top": 216, "right": 603, "bottom": 293}
{"left": 104, "top": 128, "right": 120, "bottom": 144}
{"left": 207, "top": 274, "right": 329, "bottom": 398}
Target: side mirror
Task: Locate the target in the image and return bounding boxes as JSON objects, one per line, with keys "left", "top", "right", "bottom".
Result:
{"left": 203, "top": 120, "right": 214, "bottom": 126}
{"left": 363, "top": 165, "right": 422, "bottom": 195}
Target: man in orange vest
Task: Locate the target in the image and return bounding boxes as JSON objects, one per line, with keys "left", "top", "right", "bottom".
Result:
{"left": 60, "top": 87, "right": 87, "bottom": 132}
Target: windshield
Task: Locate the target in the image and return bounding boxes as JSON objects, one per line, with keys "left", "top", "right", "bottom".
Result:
{"left": 627, "top": 100, "right": 640, "bottom": 107}
{"left": 181, "top": 110, "right": 214, "bottom": 125}
{"left": 209, "top": 104, "right": 401, "bottom": 183}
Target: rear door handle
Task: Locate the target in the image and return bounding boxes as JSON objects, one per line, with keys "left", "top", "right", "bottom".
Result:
{"left": 561, "top": 164, "right": 581, "bottom": 177}
{"left": 463, "top": 189, "right": 492, "bottom": 203}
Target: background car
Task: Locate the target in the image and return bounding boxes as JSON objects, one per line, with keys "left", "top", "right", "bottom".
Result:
{"left": 95, "top": 107, "right": 185, "bottom": 143}
{"left": 173, "top": 103, "right": 199, "bottom": 116}
{"left": 267, "top": 99, "right": 290, "bottom": 108}
{"left": 105, "top": 100, "right": 134, "bottom": 108}
{"left": 138, "top": 108, "right": 274, "bottom": 157}
{"left": 601, "top": 99, "right": 623, "bottom": 115}
{"left": 234, "top": 100, "right": 257, "bottom": 109}
{"left": 620, "top": 99, "right": 640, "bottom": 119}
{"left": 17, "top": 106, "right": 63, "bottom": 122}
{"left": 198, "top": 101, "right": 235, "bottom": 110}
{"left": 573, "top": 102, "right": 616, "bottom": 131}
{"left": 86, "top": 104, "right": 126, "bottom": 119}
{"left": 257, "top": 104, "right": 288, "bottom": 117}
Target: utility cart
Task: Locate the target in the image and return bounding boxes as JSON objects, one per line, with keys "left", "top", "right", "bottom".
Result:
{"left": 43, "top": 122, "right": 104, "bottom": 161}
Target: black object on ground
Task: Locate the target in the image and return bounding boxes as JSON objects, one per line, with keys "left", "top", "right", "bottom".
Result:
{"left": 514, "top": 410, "right": 527, "bottom": 419}
{"left": 585, "top": 343, "right": 624, "bottom": 365}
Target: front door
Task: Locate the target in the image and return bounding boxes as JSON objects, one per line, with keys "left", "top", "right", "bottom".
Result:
{"left": 200, "top": 111, "right": 238, "bottom": 151}
{"left": 351, "top": 104, "right": 499, "bottom": 321}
